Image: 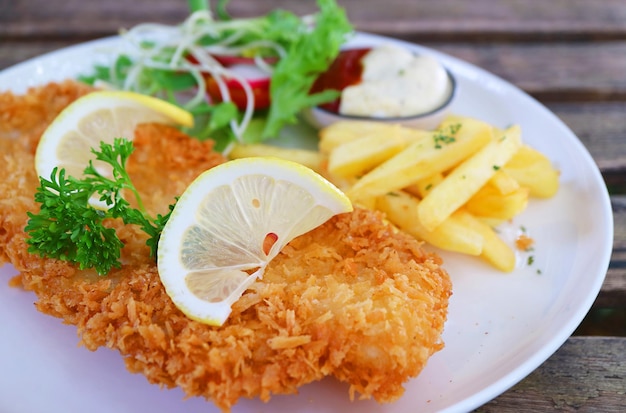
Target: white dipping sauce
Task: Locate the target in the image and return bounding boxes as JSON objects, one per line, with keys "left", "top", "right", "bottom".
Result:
{"left": 339, "top": 44, "right": 452, "bottom": 118}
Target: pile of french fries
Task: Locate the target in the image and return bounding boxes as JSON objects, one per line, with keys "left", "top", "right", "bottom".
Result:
{"left": 229, "top": 115, "right": 560, "bottom": 272}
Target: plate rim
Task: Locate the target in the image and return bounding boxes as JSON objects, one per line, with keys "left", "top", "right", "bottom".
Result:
{"left": 0, "top": 32, "right": 615, "bottom": 413}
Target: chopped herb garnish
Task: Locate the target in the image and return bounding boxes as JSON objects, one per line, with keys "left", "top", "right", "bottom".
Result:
{"left": 433, "top": 123, "right": 461, "bottom": 149}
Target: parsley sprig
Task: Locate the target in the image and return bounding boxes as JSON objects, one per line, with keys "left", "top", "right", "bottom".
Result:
{"left": 25, "top": 138, "right": 174, "bottom": 275}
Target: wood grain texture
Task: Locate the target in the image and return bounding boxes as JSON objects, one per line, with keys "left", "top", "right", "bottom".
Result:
{"left": 604, "top": 196, "right": 626, "bottom": 307}
{"left": 434, "top": 42, "right": 626, "bottom": 101}
{"left": 2, "top": 0, "right": 626, "bottom": 41}
{"left": 546, "top": 102, "right": 626, "bottom": 171}
{"left": 474, "top": 337, "right": 626, "bottom": 412}
{"left": 0, "top": 41, "right": 73, "bottom": 70}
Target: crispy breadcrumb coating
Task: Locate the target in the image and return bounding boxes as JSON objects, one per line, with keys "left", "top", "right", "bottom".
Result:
{"left": 0, "top": 81, "right": 451, "bottom": 411}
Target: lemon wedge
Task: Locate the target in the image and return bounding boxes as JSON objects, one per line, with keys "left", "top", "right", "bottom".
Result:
{"left": 157, "top": 157, "right": 353, "bottom": 326}
{"left": 35, "top": 90, "right": 193, "bottom": 181}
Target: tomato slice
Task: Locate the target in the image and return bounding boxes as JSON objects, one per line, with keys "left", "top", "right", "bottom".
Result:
{"left": 187, "top": 54, "right": 273, "bottom": 110}
{"left": 205, "top": 69, "right": 271, "bottom": 111}
{"left": 310, "top": 48, "right": 371, "bottom": 113}
{"left": 211, "top": 54, "right": 278, "bottom": 67}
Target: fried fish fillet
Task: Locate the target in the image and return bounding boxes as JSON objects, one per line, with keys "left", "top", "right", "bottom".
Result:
{"left": 0, "top": 81, "right": 452, "bottom": 411}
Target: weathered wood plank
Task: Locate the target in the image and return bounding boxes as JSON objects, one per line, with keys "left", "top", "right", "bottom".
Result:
{"left": 0, "top": 41, "right": 73, "bottom": 71}
{"left": 595, "top": 269, "right": 626, "bottom": 309}
{"left": 431, "top": 42, "right": 626, "bottom": 101}
{"left": 0, "top": 0, "right": 188, "bottom": 39}
{"left": 546, "top": 102, "right": 626, "bottom": 174}
{"left": 602, "top": 196, "right": 626, "bottom": 308}
{"left": 475, "top": 336, "right": 626, "bottom": 412}
{"left": 2, "top": 0, "right": 626, "bottom": 41}
{"left": 593, "top": 268, "right": 625, "bottom": 309}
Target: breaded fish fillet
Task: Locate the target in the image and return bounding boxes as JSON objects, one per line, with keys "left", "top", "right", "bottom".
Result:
{"left": 0, "top": 81, "right": 452, "bottom": 411}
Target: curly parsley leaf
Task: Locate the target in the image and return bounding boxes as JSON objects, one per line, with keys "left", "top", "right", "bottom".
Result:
{"left": 25, "top": 138, "right": 174, "bottom": 275}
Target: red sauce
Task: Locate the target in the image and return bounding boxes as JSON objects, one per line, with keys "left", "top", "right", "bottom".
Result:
{"left": 310, "top": 48, "right": 371, "bottom": 112}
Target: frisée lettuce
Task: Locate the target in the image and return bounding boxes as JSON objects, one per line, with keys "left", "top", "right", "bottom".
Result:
{"left": 80, "top": 0, "right": 353, "bottom": 153}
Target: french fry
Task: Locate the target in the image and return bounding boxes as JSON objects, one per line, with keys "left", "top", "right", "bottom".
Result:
{"left": 454, "top": 209, "right": 517, "bottom": 272}
{"left": 347, "top": 117, "right": 493, "bottom": 202}
{"left": 319, "top": 120, "right": 401, "bottom": 154}
{"left": 229, "top": 143, "right": 324, "bottom": 173}
{"left": 465, "top": 184, "right": 530, "bottom": 220}
{"left": 477, "top": 216, "right": 507, "bottom": 228}
{"left": 327, "top": 127, "right": 429, "bottom": 179}
{"left": 354, "top": 196, "right": 378, "bottom": 210}
{"left": 377, "top": 191, "right": 484, "bottom": 256}
{"left": 318, "top": 114, "right": 558, "bottom": 272}
{"left": 417, "top": 125, "right": 522, "bottom": 231}
{"left": 503, "top": 144, "right": 560, "bottom": 198}
{"left": 488, "top": 169, "right": 521, "bottom": 194}
{"left": 404, "top": 172, "right": 444, "bottom": 199}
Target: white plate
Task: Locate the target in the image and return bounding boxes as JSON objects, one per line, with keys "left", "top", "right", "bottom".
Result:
{"left": 0, "top": 33, "right": 613, "bottom": 413}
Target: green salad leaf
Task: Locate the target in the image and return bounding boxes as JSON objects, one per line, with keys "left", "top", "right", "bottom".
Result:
{"left": 79, "top": 0, "right": 353, "bottom": 152}
{"left": 263, "top": 0, "right": 352, "bottom": 138}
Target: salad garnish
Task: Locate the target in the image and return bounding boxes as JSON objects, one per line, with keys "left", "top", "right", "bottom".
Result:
{"left": 80, "top": 0, "right": 353, "bottom": 153}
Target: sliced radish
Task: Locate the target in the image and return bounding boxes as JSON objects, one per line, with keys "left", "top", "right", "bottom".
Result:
{"left": 205, "top": 64, "right": 271, "bottom": 110}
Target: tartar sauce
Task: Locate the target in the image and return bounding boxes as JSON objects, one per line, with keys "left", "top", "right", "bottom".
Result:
{"left": 339, "top": 44, "right": 452, "bottom": 118}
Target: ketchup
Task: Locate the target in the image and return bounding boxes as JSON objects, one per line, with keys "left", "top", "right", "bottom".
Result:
{"left": 310, "top": 48, "right": 371, "bottom": 113}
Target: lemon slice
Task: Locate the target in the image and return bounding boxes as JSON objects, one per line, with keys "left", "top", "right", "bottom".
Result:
{"left": 35, "top": 90, "right": 193, "bottom": 181}
{"left": 157, "top": 157, "right": 353, "bottom": 326}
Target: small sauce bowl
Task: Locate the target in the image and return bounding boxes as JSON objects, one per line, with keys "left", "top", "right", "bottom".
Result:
{"left": 303, "top": 68, "right": 457, "bottom": 130}
{"left": 302, "top": 46, "right": 458, "bottom": 131}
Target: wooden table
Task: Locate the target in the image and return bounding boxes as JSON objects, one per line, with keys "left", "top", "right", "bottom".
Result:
{"left": 1, "top": 0, "right": 624, "bottom": 411}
